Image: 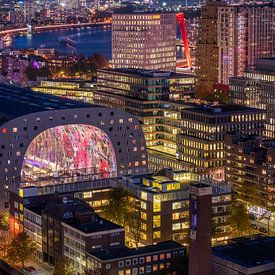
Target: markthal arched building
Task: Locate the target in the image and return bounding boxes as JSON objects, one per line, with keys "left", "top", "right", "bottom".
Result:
{"left": 0, "top": 84, "right": 148, "bottom": 231}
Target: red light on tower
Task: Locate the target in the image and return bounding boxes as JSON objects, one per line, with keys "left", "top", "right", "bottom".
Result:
{"left": 176, "top": 13, "right": 192, "bottom": 68}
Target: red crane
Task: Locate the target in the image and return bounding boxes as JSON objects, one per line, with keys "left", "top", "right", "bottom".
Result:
{"left": 176, "top": 12, "right": 192, "bottom": 68}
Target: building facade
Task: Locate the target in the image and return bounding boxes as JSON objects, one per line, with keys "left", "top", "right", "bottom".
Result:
{"left": 32, "top": 79, "right": 95, "bottom": 103}
{"left": 195, "top": 0, "right": 225, "bottom": 97}
{"left": 176, "top": 104, "right": 266, "bottom": 180}
{"left": 24, "top": 195, "right": 125, "bottom": 274}
{"left": 96, "top": 68, "right": 194, "bottom": 148}
{"left": 224, "top": 133, "right": 275, "bottom": 220}
{"left": 230, "top": 58, "right": 275, "bottom": 139}
{"left": 196, "top": 1, "right": 275, "bottom": 96}
{"left": 218, "top": 3, "right": 274, "bottom": 85}
{"left": 213, "top": 236, "right": 275, "bottom": 275}
{"left": 112, "top": 12, "right": 177, "bottom": 71}
{"left": 87, "top": 241, "right": 186, "bottom": 275}
{"left": 81, "top": 169, "right": 231, "bottom": 246}
{"left": 0, "top": 84, "right": 147, "bottom": 217}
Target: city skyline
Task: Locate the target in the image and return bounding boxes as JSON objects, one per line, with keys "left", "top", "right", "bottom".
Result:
{"left": 0, "top": 0, "right": 274, "bottom": 275}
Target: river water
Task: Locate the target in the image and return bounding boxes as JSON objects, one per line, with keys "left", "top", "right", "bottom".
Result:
{"left": 11, "top": 25, "right": 112, "bottom": 59}
{"left": 11, "top": 25, "right": 184, "bottom": 60}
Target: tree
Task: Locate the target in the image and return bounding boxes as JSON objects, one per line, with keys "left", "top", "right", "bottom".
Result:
{"left": 238, "top": 181, "right": 258, "bottom": 205}
{"left": 53, "top": 256, "right": 76, "bottom": 275}
{"left": 25, "top": 65, "right": 37, "bottom": 81}
{"left": 102, "top": 186, "right": 131, "bottom": 227}
{"left": 229, "top": 202, "right": 250, "bottom": 237}
{"left": 0, "top": 232, "right": 10, "bottom": 261}
{"left": 127, "top": 209, "right": 142, "bottom": 247}
{"left": 0, "top": 211, "right": 9, "bottom": 230}
{"left": 25, "top": 65, "right": 51, "bottom": 81}
{"left": 7, "top": 231, "right": 37, "bottom": 268}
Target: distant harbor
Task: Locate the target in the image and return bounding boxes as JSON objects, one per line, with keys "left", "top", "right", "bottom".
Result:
{"left": 11, "top": 25, "right": 112, "bottom": 59}
{"left": 10, "top": 24, "right": 185, "bottom": 60}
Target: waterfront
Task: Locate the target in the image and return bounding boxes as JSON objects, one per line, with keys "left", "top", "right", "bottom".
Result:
{"left": 10, "top": 25, "right": 185, "bottom": 60}
{"left": 11, "top": 25, "right": 112, "bottom": 59}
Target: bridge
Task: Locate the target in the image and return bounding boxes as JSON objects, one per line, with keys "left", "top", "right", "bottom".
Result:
{"left": 0, "top": 21, "right": 111, "bottom": 37}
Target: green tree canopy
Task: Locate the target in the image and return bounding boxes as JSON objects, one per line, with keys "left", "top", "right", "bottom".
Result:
{"left": 53, "top": 256, "right": 76, "bottom": 275}
{"left": 7, "top": 231, "right": 37, "bottom": 268}
{"left": 103, "top": 186, "right": 132, "bottom": 227}
{"left": 229, "top": 202, "right": 250, "bottom": 237}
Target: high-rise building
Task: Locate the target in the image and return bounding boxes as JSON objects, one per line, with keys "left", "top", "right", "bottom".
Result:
{"left": 112, "top": 12, "right": 177, "bottom": 71}
{"left": 229, "top": 58, "right": 275, "bottom": 139}
{"left": 23, "top": 0, "right": 36, "bottom": 23}
{"left": 176, "top": 104, "right": 266, "bottom": 180}
{"left": 196, "top": 1, "right": 275, "bottom": 96}
{"left": 196, "top": 0, "right": 226, "bottom": 97}
{"left": 218, "top": 3, "right": 274, "bottom": 84}
{"left": 95, "top": 68, "right": 195, "bottom": 171}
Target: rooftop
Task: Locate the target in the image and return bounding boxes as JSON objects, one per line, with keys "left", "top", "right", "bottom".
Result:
{"left": 183, "top": 104, "right": 264, "bottom": 116}
{"left": 64, "top": 217, "right": 123, "bottom": 234}
{"left": 98, "top": 68, "right": 194, "bottom": 79}
{"left": 89, "top": 241, "right": 184, "bottom": 261}
{"left": 213, "top": 235, "right": 275, "bottom": 268}
{"left": 0, "top": 83, "right": 94, "bottom": 125}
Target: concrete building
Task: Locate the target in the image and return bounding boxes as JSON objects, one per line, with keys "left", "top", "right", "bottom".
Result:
{"left": 217, "top": 3, "right": 274, "bottom": 85}
{"left": 230, "top": 58, "right": 275, "bottom": 139}
{"left": 32, "top": 79, "right": 95, "bottom": 103}
{"left": 78, "top": 169, "right": 232, "bottom": 245}
{"left": 176, "top": 104, "right": 266, "bottom": 180}
{"left": 96, "top": 68, "right": 194, "bottom": 152}
{"left": 196, "top": 1, "right": 275, "bottom": 96}
{"left": 24, "top": 195, "right": 124, "bottom": 273}
{"left": 224, "top": 133, "right": 275, "bottom": 228}
{"left": 112, "top": 12, "right": 177, "bottom": 71}
{"left": 196, "top": 0, "right": 226, "bottom": 96}
{"left": 213, "top": 236, "right": 275, "bottom": 275}
{"left": 0, "top": 83, "right": 148, "bottom": 216}
{"left": 87, "top": 241, "right": 186, "bottom": 275}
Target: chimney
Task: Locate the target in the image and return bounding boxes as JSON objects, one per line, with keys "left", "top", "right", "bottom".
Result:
{"left": 188, "top": 182, "right": 212, "bottom": 275}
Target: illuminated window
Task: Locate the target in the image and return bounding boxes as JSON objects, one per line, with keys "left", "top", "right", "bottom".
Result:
{"left": 141, "top": 212, "right": 147, "bottom": 220}
{"left": 153, "top": 231, "right": 161, "bottom": 239}
{"left": 141, "top": 192, "right": 147, "bottom": 201}
{"left": 173, "top": 223, "right": 181, "bottom": 231}
{"left": 141, "top": 202, "right": 147, "bottom": 210}
{"left": 153, "top": 195, "right": 161, "bottom": 212}
{"left": 153, "top": 215, "right": 161, "bottom": 228}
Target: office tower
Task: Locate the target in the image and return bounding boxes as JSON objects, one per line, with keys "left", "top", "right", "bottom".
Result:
{"left": 95, "top": 68, "right": 195, "bottom": 171}
{"left": 196, "top": 0, "right": 226, "bottom": 97}
{"left": 230, "top": 58, "right": 275, "bottom": 139}
{"left": 23, "top": 0, "right": 36, "bottom": 23}
{"left": 218, "top": 3, "right": 274, "bottom": 84}
{"left": 189, "top": 183, "right": 212, "bottom": 275}
{"left": 196, "top": 1, "right": 275, "bottom": 97}
{"left": 112, "top": 12, "right": 177, "bottom": 71}
{"left": 224, "top": 133, "right": 275, "bottom": 212}
{"left": 176, "top": 104, "right": 266, "bottom": 180}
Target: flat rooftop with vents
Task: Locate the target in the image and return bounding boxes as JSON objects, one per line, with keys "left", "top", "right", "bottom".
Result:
{"left": 212, "top": 235, "right": 275, "bottom": 275}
